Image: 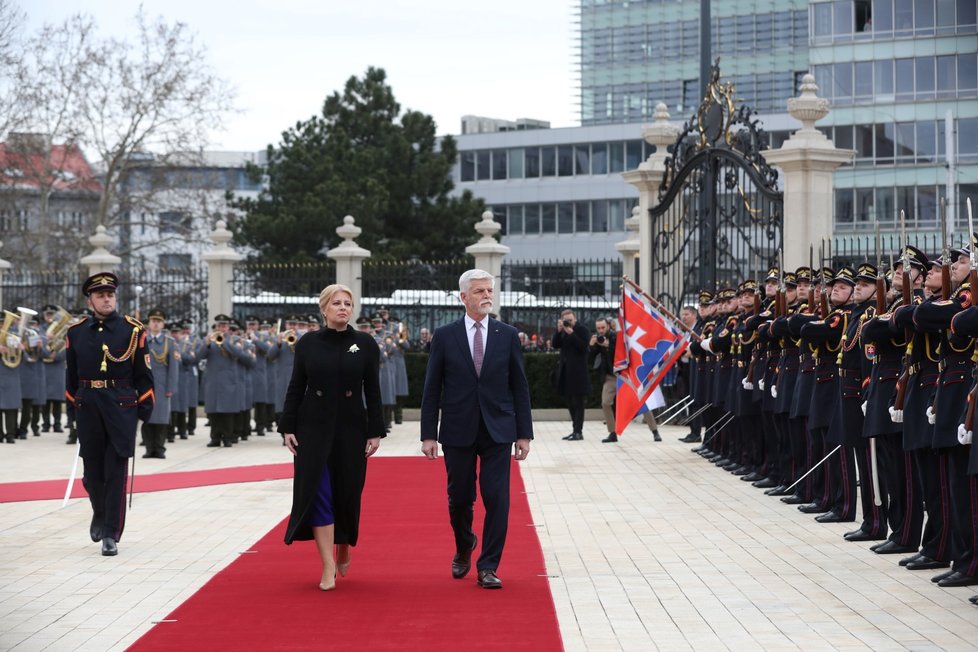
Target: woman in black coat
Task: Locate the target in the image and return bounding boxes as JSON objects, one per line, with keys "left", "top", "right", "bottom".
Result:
{"left": 280, "top": 284, "right": 386, "bottom": 591}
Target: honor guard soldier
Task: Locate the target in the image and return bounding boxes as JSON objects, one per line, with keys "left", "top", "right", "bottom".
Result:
{"left": 65, "top": 272, "right": 154, "bottom": 556}
{"left": 17, "top": 311, "right": 43, "bottom": 438}
{"left": 140, "top": 308, "right": 179, "bottom": 459}
{"left": 168, "top": 321, "right": 193, "bottom": 440}
{"left": 0, "top": 312, "right": 23, "bottom": 443}
{"left": 197, "top": 314, "right": 253, "bottom": 447}
{"left": 679, "top": 291, "right": 715, "bottom": 444}
{"left": 40, "top": 305, "right": 67, "bottom": 433}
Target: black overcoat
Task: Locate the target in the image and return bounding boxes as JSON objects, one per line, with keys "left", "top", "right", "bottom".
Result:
{"left": 552, "top": 323, "right": 592, "bottom": 395}
{"left": 278, "top": 327, "right": 386, "bottom": 545}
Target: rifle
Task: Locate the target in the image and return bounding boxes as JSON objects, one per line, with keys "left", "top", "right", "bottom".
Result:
{"left": 964, "top": 198, "right": 978, "bottom": 435}
{"left": 941, "top": 198, "right": 951, "bottom": 301}
{"left": 893, "top": 210, "right": 913, "bottom": 413}
{"left": 808, "top": 244, "right": 816, "bottom": 313}
{"left": 819, "top": 240, "right": 830, "bottom": 319}
{"left": 875, "top": 223, "right": 886, "bottom": 315}
{"left": 776, "top": 250, "right": 786, "bottom": 318}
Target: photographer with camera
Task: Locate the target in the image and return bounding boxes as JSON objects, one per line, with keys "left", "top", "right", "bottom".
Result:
{"left": 589, "top": 318, "right": 620, "bottom": 443}
{"left": 552, "top": 309, "right": 591, "bottom": 440}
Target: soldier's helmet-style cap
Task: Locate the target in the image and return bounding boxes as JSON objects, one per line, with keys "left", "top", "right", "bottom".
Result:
{"left": 951, "top": 232, "right": 978, "bottom": 260}
{"left": 855, "top": 263, "right": 879, "bottom": 283}
{"left": 818, "top": 267, "right": 836, "bottom": 284}
{"left": 82, "top": 272, "right": 119, "bottom": 296}
{"left": 832, "top": 266, "right": 856, "bottom": 286}
{"left": 147, "top": 307, "right": 166, "bottom": 321}
{"left": 717, "top": 288, "right": 737, "bottom": 301}
{"left": 783, "top": 272, "right": 798, "bottom": 287}
{"left": 698, "top": 290, "right": 714, "bottom": 305}
{"left": 794, "top": 267, "right": 812, "bottom": 283}
{"left": 213, "top": 313, "right": 231, "bottom": 324}
{"left": 737, "top": 279, "right": 758, "bottom": 294}
{"left": 764, "top": 267, "right": 780, "bottom": 282}
{"left": 894, "top": 245, "right": 928, "bottom": 271}
{"left": 306, "top": 314, "right": 319, "bottom": 324}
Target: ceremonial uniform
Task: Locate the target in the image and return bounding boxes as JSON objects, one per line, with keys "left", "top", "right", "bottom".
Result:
{"left": 197, "top": 315, "right": 254, "bottom": 447}
{"left": 65, "top": 273, "right": 154, "bottom": 555}
{"left": 17, "top": 327, "right": 43, "bottom": 438}
{"left": 141, "top": 309, "right": 180, "bottom": 459}
{"left": 0, "top": 327, "right": 23, "bottom": 442}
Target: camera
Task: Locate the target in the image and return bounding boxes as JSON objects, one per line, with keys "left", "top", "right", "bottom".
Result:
{"left": 562, "top": 319, "right": 572, "bottom": 327}
{"left": 596, "top": 335, "right": 606, "bottom": 344}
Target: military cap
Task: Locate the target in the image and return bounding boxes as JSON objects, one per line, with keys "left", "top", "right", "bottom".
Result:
{"left": 356, "top": 316, "right": 371, "bottom": 326}
{"left": 928, "top": 255, "right": 944, "bottom": 269}
{"left": 180, "top": 319, "right": 193, "bottom": 329}
{"left": 717, "top": 288, "right": 737, "bottom": 301}
{"left": 895, "top": 245, "right": 928, "bottom": 271}
{"left": 855, "top": 263, "right": 878, "bottom": 283}
{"left": 698, "top": 290, "right": 714, "bottom": 305}
{"left": 259, "top": 318, "right": 273, "bottom": 328}
{"left": 794, "top": 267, "right": 812, "bottom": 283}
{"left": 737, "top": 279, "right": 758, "bottom": 294}
{"left": 377, "top": 305, "right": 389, "bottom": 313}
{"left": 167, "top": 321, "right": 181, "bottom": 332}
{"left": 783, "top": 272, "right": 798, "bottom": 287}
{"left": 229, "top": 320, "right": 241, "bottom": 331}
{"left": 832, "top": 266, "right": 856, "bottom": 286}
{"left": 41, "top": 304, "right": 57, "bottom": 314}
{"left": 371, "top": 313, "right": 384, "bottom": 322}
{"left": 951, "top": 232, "right": 978, "bottom": 260}
{"left": 82, "top": 272, "right": 119, "bottom": 296}
{"left": 818, "top": 267, "right": 835, "bottom": 284}
{"left": 285, "top": 314, "right": 300, "bottom": 323}
{"left": 213, "top": 313, "right": 231, "bottom": 324}
{"left": 147, "top": 307, "right": 166, "bottom": 321}
{"left": 764, "top": 267, "right": 780, "bottom": 282}
{"left": 306, "top": 314, "right": 319, "bottom": 324}
{"left": 244, "top": 314, "right": 259, "bottom": 324}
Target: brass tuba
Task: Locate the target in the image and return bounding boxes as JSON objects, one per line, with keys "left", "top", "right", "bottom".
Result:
{"left": 1, "top": 310, "right": 21, "bottom": 368}
{"left": 45, "top": 306, "right": 73, "bottom": 353}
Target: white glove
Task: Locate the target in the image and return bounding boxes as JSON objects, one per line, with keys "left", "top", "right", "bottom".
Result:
{"left": 741, "top": 377, "right": 753, "bottom": 390}
{"left": 958, "top": 423, "right": 973, "bottom": 445}
{"left": 771, "top": 384, "right": 777, "bottom": 398}
{"left": 861, "top": 401, "right": 867, "bottom": 416}
{"left": 926, "top": 406, "right": 936, "bottom": 425}
{"left": 700, "top": 338, "right": 713, "bottom": 354}
{"left": 889, "top": 405, "right": 903, "bottom": 423}
{"left": 759, "top": 377, "right": 765, "bottom": 391}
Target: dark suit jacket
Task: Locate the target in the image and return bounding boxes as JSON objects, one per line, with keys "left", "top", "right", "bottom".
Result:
{"left": 420, "top": 317, "right": 533, "bottom": 446}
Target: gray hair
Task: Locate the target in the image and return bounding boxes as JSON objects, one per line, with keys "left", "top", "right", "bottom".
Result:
{"left": 458, "top": 269, "right": 495, "bottom": 293}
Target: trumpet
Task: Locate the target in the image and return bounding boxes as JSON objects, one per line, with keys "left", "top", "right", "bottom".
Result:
{"left": 281, "top": 329, "right": 297, "bottom": 347}
{"left": 214, "top": 331, "right": 225, "bottom": 346}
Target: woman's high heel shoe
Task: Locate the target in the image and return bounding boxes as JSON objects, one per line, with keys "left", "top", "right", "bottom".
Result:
{"left": 337, "top": 559, "right": 351, "bottom": 577}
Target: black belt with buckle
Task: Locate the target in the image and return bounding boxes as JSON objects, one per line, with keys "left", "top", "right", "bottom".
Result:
{"left": 80, "top": 379, "right": 131, "bottom": 389}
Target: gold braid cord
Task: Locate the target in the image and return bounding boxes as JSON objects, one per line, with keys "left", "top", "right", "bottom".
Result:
{"left": 150, "top": 337, "right": 170, "bottom": 364}
{"left": 100, "top": 327, "right": 140, "bottom": 372}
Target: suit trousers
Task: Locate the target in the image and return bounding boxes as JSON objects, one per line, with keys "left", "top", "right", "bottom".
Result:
{"left": 600, "top": 375, "right": 615, "bottom": 434}
{"left": 565, "top": 394, "right": 585, "bottom": 434}
{"left": 141, "top": 423, "right": 167, "bottom": 455}
{"left": 914, "top": 447, "right": 952, "bottom": 562}
{"left": 947, "top": 445, "right": 978, "bottom": 575}
{"left": 442, "top": 416, "right": 512, "bottom": 572}
{"left": 877, "top": 433, "right": 923, "bottom": 547}
{"left": 854, "top": 440, "right": 887, "bottom": 535}
{"left": 827, "top": 444, "right": 857, "bottom": 521}
{"left": 82, "top": 441, "right": 129, "bottom": 542}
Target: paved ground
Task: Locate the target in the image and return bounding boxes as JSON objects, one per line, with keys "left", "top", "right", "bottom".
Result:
{"left": 2, "top": 419, "right": 978, "bottom": 651}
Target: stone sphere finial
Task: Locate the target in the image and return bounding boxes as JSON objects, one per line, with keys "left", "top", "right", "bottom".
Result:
{"left": 210, "top": 219, "right": 233, "bottom": 249}
{"left": 787, "top": 72, "right": 830, "bottom": 131}
{"left": 336, "top": 215, "right": 363, "bottom": 244}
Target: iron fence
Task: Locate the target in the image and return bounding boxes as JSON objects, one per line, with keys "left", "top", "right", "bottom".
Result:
{"left": 829, "top": 231, "right": 967, "bottom": 270}
{"left": 232, "top": 260, "right": 336, "bottom": 323}
{"left": 0, "top": 268, "right": 87, "bottom": 312}
{"left": 121, "top": 264, "right": 209, "bottom": 329}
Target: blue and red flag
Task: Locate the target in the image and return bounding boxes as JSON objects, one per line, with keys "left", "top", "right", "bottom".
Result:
{"left": 613, "top": 282, "right": 689, "bottom": 435}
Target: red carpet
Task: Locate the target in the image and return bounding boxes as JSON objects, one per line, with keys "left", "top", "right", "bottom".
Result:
{"left": 129, "top": 456, "right": 563, "bottom": 651}
{"left": 0, "top": 463, "right": 293, "bottom": 503}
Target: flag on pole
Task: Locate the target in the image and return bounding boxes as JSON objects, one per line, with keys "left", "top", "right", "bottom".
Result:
{"left": 613, "top": 283, "right": 689, "bottom": 435}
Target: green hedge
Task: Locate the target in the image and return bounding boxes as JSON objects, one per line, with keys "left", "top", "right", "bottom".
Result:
{"left": 403, "top": 352, "right": 603, "bottom": 409}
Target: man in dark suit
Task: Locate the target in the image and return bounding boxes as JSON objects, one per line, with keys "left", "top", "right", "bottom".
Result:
{"left": 421, "top": 269, "right": 533, "bottom": 590}
{"left": 552, "top": 309, "right": 592, "bottom": 440}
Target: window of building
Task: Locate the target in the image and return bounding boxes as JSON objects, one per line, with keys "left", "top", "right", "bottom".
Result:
{"left": 592, "top": 200, "right": 609, "bottom": 233}
{"left": 915, "top": 56, "right": 935, "bottom": 98}
{"left": 508, "top": 148, "right": 524, "bottom": 179}
{"left": 557, "top": 145, "right": 573, "bottom": 177}
{"left": 476, "top": 151, "right": 490, "bottom": 181}
{"left": 525, "top": 147, "right": 540, "bottom": 178}
{"left": 856, "top": 187, "right": 875, "bottom": 222}
{"left": 833, "top": 0, "right": 853, "bottom": 34}
{"left": 835, "top": 188, "right": 854, "bottom": 223}
{"left": 894, "top": 58, "right": 914, "bottom": 99}
{"left": 159, "top": 253, "right": 191, "bottom": 270}
{"left": 959, "top": 0, "right": 978, "bottom": 28}
{"left": 875, "top": 123, "right": 895, "bottom": 162}
{"left": 914, "top": 0, "right": 935, "bottom": 33}
{"left": 460, "top": 151, "right": 475, "bottom": 182}
{"left": 495, "top": 210, "right": 507, "bottom": 236}
{"left": 874, "top": 59, "right": 894, "bottom": 98}
{"left": 574, "top": 145, "right": 590, "bottom": 175}
{"left": 855, "top": 0, "right": 873, "bottom": 31}
{"left": 937, "top": 55, "right": 956, "bottom": 96}
{"left": 541, "top": 204, "right": 556, "bottom": 233}
{"left": 557, "top": 202, "right": 573, "bottom": 233}
{"left": 960, "top": 118, "right": 978, "bottom": 160}
{"left": 855, "top": 123, "right": 875, "bottom": 158}
{"left": 893, "top": 0, "right": 914, "bottom": 32}
{"left": 877, "top": 187, "right": 896, "bottom": 222}
{"left": 896, "top": 186, "right": 915, "bottom": 221}
{"left": 0, "top": 211, "right": 8, "bottom": 232}
{"left": 507, "top": 205, "right": 523, "bottom": 235}
{"left": 625, "top": 140, "right": 643, "bottom": 170}
{"left": 854, "top": 61, "right": 873, "bottom": 99}
{"left": 159, "top": 211, "right": 189, "bottom": 235}
{"left": 591, "top": 143, "right": 608, "bottom": 175}
{"left": 874, "top": 0, "right": 894, "bottom": 31}
{"left": 917, "top": 185, "right": 938, "bottom": 224}
{"left": 894, "top": 122, "right": 915, "bottom": 160}
{"left": 541, "top": 147, "right": 556, "bottom": 176}
{"left": 609, "top": 142, "right": 625, "bottom": 173}
{"left": 492, "top": 150, "right": 507, "bottom": 180}
{"left": 936, "top": 0, "right": 956, "bottom": 30}
{"left": 835, "top": 124, "right": 855, "bottom": 151}
{"left": 917, "top": 120, "right": 937, "bottom": 162}
{"left": 525, "top": 204, "right": 540, "bottom": 234}
{"left": 959, "top": 54, "right": 977, "bottom": 91}
{"left": 574, "top": 202, "right": 590, "bottom": 233}
{"left": 834, "top": 62, "right": 853, "bottom": 99}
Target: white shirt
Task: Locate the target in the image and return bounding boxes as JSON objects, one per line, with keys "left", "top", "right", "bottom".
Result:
{"left": 463, "top": 313, "right": 489, "bottom": 360}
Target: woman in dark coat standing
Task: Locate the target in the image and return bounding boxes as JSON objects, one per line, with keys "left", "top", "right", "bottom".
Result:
{"left": 280, "top": 284, "right": 386, "bottom": 591}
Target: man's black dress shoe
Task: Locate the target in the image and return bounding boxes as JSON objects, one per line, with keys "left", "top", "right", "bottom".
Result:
{"left": 844, "top": 529, "right": 887, "bottom": 542}
{"left": 601, "top": 434, "right": 618, "bottom": 443}
{"left": 815, "top": 511, "right": 847, "bottom": 523}
{"left": 969, "top": 595, "right": 978, "bottom": 605}
{"left": 652, "top": 430, "right": 661, "bottom": 442}
{"left": 906, "top": 556, "right": 949, "bottom": 571}
{"left": 90, "top": 517, "right": 103, "bottom": 543}
{"left": 101, "top": 537, "right": 118, "bottom": 556}
{"left": 720, "top": 461, "right": 739, "bottom": 471}
{"left": 154, "top": 452, "right": 166, "bottom": 459}
{"left": 764, "top": 485, "right": 790, "bottom": 496}
{"left": 752, "top": 477, "right": 779, "bottom": 489}
{"left": 223, "top": 441, "right": 233, "bottom": 447}
{"left": 561, "top": 432, "right": 576, "bottom": 440}
{"left": 932, "top": 569, "right": 956, "bottom": 583}
{"left": 477, "top": 569, "right": 502, "bottom": 589}
{"left": 565, "top": 432, "right": 583, "bottom": 441}
{"left": 691, "top": 446, "right": 705, "bottom": 454}
{"left": 741, "top": 471, "right": 764, "bottom": 483}
{"left": 938, "top": 571, "right": 978, "bottom": 588}
{"left": 452, "top": 535, "right": 477, "bottom": 579}
{"left": 713, "top": 457, "right": 730, "bottom": 467}
{"left": 899, "top": 553, "right": 923, "bottom": 567}
{"left": 798, "top": 502, "right": 828, "bottom": 514}
{"left": 141, "top": 452, "right": 154, "bottom": 459}
{"left": 781, "top": 494, "right": 808, "bottom": 505}
{"left": 679, "top": 433, "right": 701, "bottom": 443}
{"left": 872, "top": 541, "right": 918, "bottom": 555}
{"left": 206, "top": 441, "right": 221, "bottom": 447}
{"left": 731, "top": 465, "right": 750, "bottom": 476}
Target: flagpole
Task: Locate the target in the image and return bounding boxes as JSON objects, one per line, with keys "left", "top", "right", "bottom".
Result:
{"left": 622, "top": 276, "right": 701, "bottom": 341}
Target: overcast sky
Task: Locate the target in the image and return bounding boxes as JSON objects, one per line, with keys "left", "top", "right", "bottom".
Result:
{"left": 28, "top": 0, "right": 578, "bottom": 152}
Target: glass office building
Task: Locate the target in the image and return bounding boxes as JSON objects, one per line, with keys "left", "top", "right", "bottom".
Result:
{"left": 452, "top": 0, "right": 978, "bottom": 260}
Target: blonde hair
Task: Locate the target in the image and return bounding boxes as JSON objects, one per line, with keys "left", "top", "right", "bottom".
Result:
{"left": 319, "top": 284, "right": 354, "bottom": 315}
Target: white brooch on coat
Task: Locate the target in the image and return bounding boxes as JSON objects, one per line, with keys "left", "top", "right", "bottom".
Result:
{"left": 348, "top": 344, "right": 360, "bottom": 353}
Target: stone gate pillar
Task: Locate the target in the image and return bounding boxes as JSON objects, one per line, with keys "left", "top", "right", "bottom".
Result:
{"left": 327, "top": 215, "right": 371, "bottom": 305}
{"left": 762, "top": 74, "right": 854, "bottom": 268}
{"left": 465, "top": 210, "right": 510, "bottom": 307}
{"left": 79, "top": 225, "right": 122, "bottom": 276}
{"left": 201, "top": 220, "right": 242, "bottom": 322}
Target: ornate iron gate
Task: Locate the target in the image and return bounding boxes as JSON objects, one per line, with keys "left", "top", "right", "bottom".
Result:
{"left": 649, "top": 67, "right": 783, "bottom": 311}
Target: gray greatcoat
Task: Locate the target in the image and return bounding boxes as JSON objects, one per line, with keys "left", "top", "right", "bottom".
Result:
{"left": 145, "top": 333, "right": 180, "bottom": 424}
{"left": 271, "top": 338, "right": 296, "bottom": 413}
{"left": 42, "top": 345, "right": 66, "bottom": 402}
{"left": 0, "top": 353, "right": 22, "bottom": 410}
{"left": 18, "top": 338, "right": 43, "bottom": 403}
{"left": 251, "top": 335, "right": 272, "bottom": 404}
{"left": 391, "top": 339, "right": 409, "bottom": 397}
{"left": 177, "top": 338, "right": 198, "bottom": 411}
{"left": 197, "top": 338, "right": 254, "bottom": 414}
